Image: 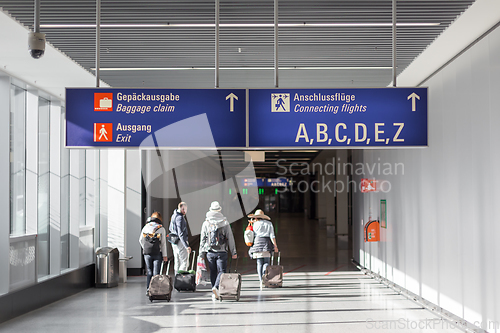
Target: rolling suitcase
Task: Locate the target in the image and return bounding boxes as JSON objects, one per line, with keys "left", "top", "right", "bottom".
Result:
{"left": 263, "top": 252, "right": 283, "bottom": 288}
{"left": 148, "top": 260, "right": 173, "bottom": 302}
{"left": 174, "top": 250, "right": 196, "bottom": 292}
{"left": 218, "top": 258, "right": 241, "bottom": 301}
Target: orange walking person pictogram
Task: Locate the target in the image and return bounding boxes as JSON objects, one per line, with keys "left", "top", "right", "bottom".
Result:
{"left": 94, "top": 123, "right": 113, "bottom": 142}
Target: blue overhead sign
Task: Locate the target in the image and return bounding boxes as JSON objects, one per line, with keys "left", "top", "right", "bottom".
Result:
{"left": 248, "top": 88, "right": 427, "bottom": 148}
{"left": 66, "top": 88, "right": 246, "bottom": 148}
{"left": 237, "top": 177, "right": 289, "bottom": 188}
{"left": 265, "top": 178, "right": 289, "bottom": 187}
{"left": 66, "top": 87, "right": 428, "bottom": 149}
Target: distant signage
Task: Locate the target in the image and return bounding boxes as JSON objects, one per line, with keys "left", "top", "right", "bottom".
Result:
{"left": 361, "top": 179, "right": 377, "bottom": 193}
{"left": 265, "top": 178, "right": 289, "bottom": 187}
{"left": 66, "top": 88, "right": 246, "bottom": 148}
{"left": 249, "top": 88, "right": 427, "bottom": 148}
{"left": 380, "top": 200, "right": 387, "bottom": 229}
{"left": 238, "top": 177, "right": 289, "bottom": 188}
{"left": 240, "top": 178, "right": 259, "bottom": 187}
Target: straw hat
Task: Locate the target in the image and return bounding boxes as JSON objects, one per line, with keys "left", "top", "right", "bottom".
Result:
{"left": 248, "top": 209, "right": 270, "bottom": 220}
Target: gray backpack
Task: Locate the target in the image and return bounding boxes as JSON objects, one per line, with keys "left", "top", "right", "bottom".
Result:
{"left": 208, "top": 220, "right": 227, "bottom": 249}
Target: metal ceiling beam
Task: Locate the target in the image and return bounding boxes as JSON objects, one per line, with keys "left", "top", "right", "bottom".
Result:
{"left": 95, "top": 0, "right": 100, "bottom": 87}
{"left": 392, "top": 0, "right": 397, "bottom": 87}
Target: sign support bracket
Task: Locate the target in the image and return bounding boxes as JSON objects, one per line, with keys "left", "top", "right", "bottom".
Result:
{"left": 392, "top": 0, "right": 397, "bottom": 87}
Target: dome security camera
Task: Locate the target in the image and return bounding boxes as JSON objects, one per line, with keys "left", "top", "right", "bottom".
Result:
{"left": 28, "top": 31, "right": 46, "bottom": 59}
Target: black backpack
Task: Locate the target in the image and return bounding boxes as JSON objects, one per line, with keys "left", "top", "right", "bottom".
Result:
{"left": 143, "top": 224, "right": 162, "bottom": 255}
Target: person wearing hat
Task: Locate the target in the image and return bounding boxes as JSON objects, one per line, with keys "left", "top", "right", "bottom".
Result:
{"left": 199, "top": 201, "right": 237, "bottom": 300}
{"left": 248, "top": 209, "right": 279, "bottom": 285}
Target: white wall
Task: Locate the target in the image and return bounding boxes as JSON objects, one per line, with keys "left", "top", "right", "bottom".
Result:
{"left": 353, "top": 24, "right": 500, "bottom": 330}
{"left": 107, "top": 150, "right": 125, "bottom": 255}
{"left": 0, "top": 75, "right": 10, "bottom": 294}
{"left": 126, "top": 150, "right": 142, "bottom": 269}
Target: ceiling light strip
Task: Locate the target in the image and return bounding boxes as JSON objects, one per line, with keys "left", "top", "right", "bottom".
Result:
{"left": 90, "top": 66, "right": 392, "bottom": 71}
{"left": 41, "top": 22, "right": 440, "bottom": 29}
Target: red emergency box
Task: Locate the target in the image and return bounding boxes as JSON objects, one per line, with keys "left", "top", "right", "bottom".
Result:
{"left": 364, "top": 220, "right": 380, "bottom": 242}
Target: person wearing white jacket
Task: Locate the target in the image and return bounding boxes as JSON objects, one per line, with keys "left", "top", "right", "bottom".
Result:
{"left": 247, "top": 209, "right": 279, "bottom": 285}
{"left": 139, "top": 212, "right": 168, "bottom": 295}
{"left": 199, "top": 201, "right": 237, "bottom": 300}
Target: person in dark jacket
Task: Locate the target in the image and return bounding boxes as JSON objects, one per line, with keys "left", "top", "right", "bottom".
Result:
{"left": 169, "top": 202, "right": 191, "bottom": 273}
{"left": 247, "top": 209, "right": 279, "bottom": 285}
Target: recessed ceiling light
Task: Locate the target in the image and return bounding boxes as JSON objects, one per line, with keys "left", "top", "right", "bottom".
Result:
{"left": 91, "top": 66, "right": 391, "bottom": 71}
{"left": 41, "top": 22, "right": 440, "bottom": 29}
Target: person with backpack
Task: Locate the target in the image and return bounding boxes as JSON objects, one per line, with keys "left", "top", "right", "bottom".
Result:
{"left": 199, "top": 201, "right": 237, "bottom": 300}
{"left": 139, "top": 211, "right": 168, "bottom": 295}
{"left": 247, "top": 209, "right": 279, "bottom": 286}
{"left": 169, "top": 202, "right": 191, "bottom": 274}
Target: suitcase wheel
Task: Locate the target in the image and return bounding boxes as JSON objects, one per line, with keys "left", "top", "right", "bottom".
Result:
{"left": 149, "top": 297, "right": 153, "bottom": 303}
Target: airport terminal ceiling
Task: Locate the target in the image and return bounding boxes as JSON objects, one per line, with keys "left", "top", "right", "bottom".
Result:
{"left": 0, "top": 1, "right": 475, "bottom": 171}
{"left": 0, "top": 0, "right": 475, "bottom": 88}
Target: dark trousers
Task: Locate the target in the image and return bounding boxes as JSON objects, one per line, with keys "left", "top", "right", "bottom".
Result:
{"left": 206, "top": 251, "right": 228, "bottom": 289}
{"left": 144, "top": 253, "right": 162, "bottom": 289}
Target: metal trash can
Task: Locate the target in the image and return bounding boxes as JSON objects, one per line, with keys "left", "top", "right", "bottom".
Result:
{"left": 119, "top": 256, "right": 133, "bottom": 283}
{"left": 95, "top": 247, "right": 119, "bottom": 288}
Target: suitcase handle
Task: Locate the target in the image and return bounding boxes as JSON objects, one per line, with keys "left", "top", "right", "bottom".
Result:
{"left": 190, "top": 250, "right": 196, "bottom": 271}
{"left": 271, "top": 251, "right": 281, "bottom": 266}
{"left": 161, "top": 259, "right": 170, "bottom": 276}
{"left": 229, "top": 256, "right": 238, "bottom": 273}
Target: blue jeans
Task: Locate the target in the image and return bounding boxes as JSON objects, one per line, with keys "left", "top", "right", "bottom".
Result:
{"left": 206, "top": 251, "right": 228, "bottom": 289}
{"left": 257, "top": 257, "right": 271, "bottom": 282}
{"left": 144, "top": 253, "right": 162, "bottom": 290}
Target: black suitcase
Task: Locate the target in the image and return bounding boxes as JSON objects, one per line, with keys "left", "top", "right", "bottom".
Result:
{"left": 174, "top": 251, "right": 196, "bottom": 292}
{"left": 148, "top": 260, "right": 173, "bottom": 302}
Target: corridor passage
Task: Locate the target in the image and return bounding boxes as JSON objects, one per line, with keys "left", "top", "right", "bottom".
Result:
{"left": 0, "top": 213, "right": 463, "bottom": 332}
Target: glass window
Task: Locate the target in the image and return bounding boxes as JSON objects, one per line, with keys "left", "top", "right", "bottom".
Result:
{"left": 37, "top": 97, "right": 50, "bottom": 278}
{"left": 10, "top": 85, "right": 26, "bottom": 236}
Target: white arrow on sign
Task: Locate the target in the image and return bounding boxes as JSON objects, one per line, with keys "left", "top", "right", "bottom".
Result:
{"left": 407, "top": 92, "right": 420, "bottom": 111}
{"left": 226, "top": 93, "right": 238, "bottom": 112}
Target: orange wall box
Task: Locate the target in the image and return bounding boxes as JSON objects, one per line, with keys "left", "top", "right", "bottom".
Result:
{"left": 364, "top": 220, "right": 380, "bottom": 242}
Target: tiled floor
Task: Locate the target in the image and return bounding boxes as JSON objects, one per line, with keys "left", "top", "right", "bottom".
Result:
{"left": 0, "top": 213, "right": 465, "bottom": 332}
